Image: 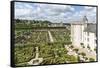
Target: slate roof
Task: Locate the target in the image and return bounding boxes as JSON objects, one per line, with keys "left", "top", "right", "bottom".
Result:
{"left": 84, "top": 23, "right": 96, "bottom": 33}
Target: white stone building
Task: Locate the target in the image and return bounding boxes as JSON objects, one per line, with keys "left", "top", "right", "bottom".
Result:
{"left": 83, "top": 24, "right": 96, "bottom": 51}
{"left": 71, "top": 22, "right": 84, "bottom": 47}
{"left": 71, "top": 16, "right": 97, "bottom": 51}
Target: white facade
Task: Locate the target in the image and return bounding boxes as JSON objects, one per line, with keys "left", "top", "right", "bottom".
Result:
{"left": 71, "top": 23, "right": 84, "bottom": 47}
{"left": 71, "top": 23, "right": 96, "bottom": 51}
{"left": 83, "top": 32, "right": 96, "bottom": 51}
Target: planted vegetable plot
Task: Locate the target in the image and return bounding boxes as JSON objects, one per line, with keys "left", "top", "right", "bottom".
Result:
{"left": 15, "top": 30, "right": 49, "bottom": 45}
{"left": 51, "top": 30, "right": 71, "bottom": 44}
{"left": 15, "top": 45, "right": 36, "bottom": 66}
{"left": 39, "top": 43, "right": 78, "bottom": 65}
{"left": 14, "top": 28, "right": 78, "bottom": 66}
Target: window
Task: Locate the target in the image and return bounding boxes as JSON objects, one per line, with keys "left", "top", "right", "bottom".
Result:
{"left": 87, "top": 44, "right": 90, "bottom": 49}
{"left": 95, "top": 40, "right": 97, "bottom": 44}
{"left": 87, "top": 32, "right": 89, "bottom": 36}
{"left": 87, "top": 38, "right": 89, "bottom": 42}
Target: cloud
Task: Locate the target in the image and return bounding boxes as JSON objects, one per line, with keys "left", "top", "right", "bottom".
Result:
{"left": 68, "top": 6, "right": 96, "bottom": 23}
{"left": 15, "top": 2, "right": 75, "bottom": 23}
{"left": 15, "top": 2, "right": 96, "bottom": 23}
{"left": 84, "top": 7, "right": 96, "bottom": 22}
{"left": 84, "top": 6, "right": 94, "bottom": 10}
{"left": 33, "top": 4, "right": 74, "bottom": 17}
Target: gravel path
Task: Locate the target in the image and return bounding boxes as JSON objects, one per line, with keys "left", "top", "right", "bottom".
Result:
{"left": 48, "top": 31, "right": 54, "bottom": 42}
{"left": 65, "top": 45, "right": 96, "bottom": 61}
{"left": 27, "top": 47, "right": 43, "bottom": 65}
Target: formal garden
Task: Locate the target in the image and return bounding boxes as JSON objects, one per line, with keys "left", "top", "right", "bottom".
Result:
{"left": 14, "top": 19, "right": 95, "bottom": 66}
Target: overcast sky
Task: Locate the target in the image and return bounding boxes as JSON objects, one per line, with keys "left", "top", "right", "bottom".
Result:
{"left": 15, "top": 2, "right": 96, "bottom": 23}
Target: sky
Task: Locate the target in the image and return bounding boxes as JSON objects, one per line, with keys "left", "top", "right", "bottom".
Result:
{"left": 15, "top": 2, "right": 97, "bottom": 23}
